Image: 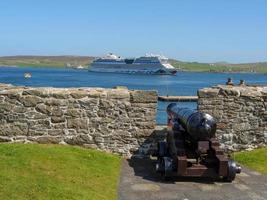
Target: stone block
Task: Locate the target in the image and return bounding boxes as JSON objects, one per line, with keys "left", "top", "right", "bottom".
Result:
{"left": 51, "top": 123, "right": 66, "bottom": 129}
{"left": 19, "top": 95, "right": 43, "bottom": 107}
{"left": 65, "top": 134, "right": 93, "bottom": 145}
{"left": 78, "top": 98, "right": 99, "bottom": 109}
{"left": 13, "top": 106, "right": 27, "bottom": 113}
{"left": 0, "top": 96, "right": 4, "bottom": 103}
{"left": 0, "top": 103, "right": 13, "bottom": 112}
{"left": 48, "top": 129, "right": 64, "bottom": 136}
{"left": 216, "top": 122, "right": 227, "bottom": 129}
{"left": 94, "top": 136, "right": 104, "bottom": 143}
{"left": 67, "top": 118, "right": 88, "bottom": 129}
{"left": 0, "top": 122, "right": 28, "bottom": 136}
{"left": 51, "top": 116, "right": 66, "bottom": 123}
{"left": 25, "top": 111, "right": 47, "bottom": 120}
{"left": 22, "top": 89, "right": 48, "bottom": 97}
{"left": 28, "top": 119, "right": 50, "bottom": 129}
{"left": 107, "top": 89, "right": 130, "bottom": 100}
{"left": 130, "top": 90, "right": 158, "bottom": 103}
{"left": 198, "top": 88, "right": 219, "bottom": 98}
{"left": 99, "top": 99, "right": 115, "bottom": 108}
{"left": 6, "top": 91, "right": 21, "bottom": 100}
{"left": 66, "top": 109, "right": 81, "bottom": 117}
{"left": 219, "top": 88, "right": 240, "bottom": 96}
{"left": 0, "top": 125, "right": 12, "bottom": 136}
{"left": 0, "top": 136, "right": 13, "bottom": 142}
{"left": 240, "top": 89, "right": 262, "bottom": 97}
{"left": 88, "top": 89, "right": 107, "bottom": 98}
{"left": 45, "top": 98, "right": 67, "bottom": 106}
{"left": 50, "top": 91, "right": 70, "bottom": 99}
{"left": 70, "top": 91, "right": 88, "bottom": 99}
{"left": 135, "top": 121, "right": 155, "bottom": 129}
{"left": 35, "top": 136, "right": 61, "bottom": 144}
{"left": 36, "top": 104, "right": 52, "bottom": 114}
{"left": 50, "top": 107, "right": 63, "bottom": 116}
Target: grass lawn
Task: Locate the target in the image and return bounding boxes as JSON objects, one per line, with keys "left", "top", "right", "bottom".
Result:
{"left": 0, "top": 144, "right": 122, "bottom": 200}
{"left": 233, "top": 148, "right": 267, "bottom": 175}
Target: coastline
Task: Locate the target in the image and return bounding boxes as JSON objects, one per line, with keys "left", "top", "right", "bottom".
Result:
{"left": 0, "top": 64, "right": 88, "bottom": 69}
{"left": 0, "top": 55, "right": 266, "bottom": 73}
{"left": 0, "top": 65, "right": 18, "bottom": 68}
{"left": 0, "top": 64, "right": 267, "bottom": 75}
{"left": 1, "top": 64, "right": 266, "bottom": 74}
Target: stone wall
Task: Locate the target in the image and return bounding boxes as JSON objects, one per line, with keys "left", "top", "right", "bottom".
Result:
{"left": 198, "top": 85, "right": 267, "bottom": 151}
{"left": 0, "top": 83, "right": 157, "bottom": 156}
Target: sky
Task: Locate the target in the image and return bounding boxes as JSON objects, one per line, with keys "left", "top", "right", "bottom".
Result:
{"left": 0, "top": 0, "right": 266, "bottom": 63}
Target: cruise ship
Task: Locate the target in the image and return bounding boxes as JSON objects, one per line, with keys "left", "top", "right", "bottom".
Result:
{"left": 89, "top": 53, "right": 177, "bottom": 75}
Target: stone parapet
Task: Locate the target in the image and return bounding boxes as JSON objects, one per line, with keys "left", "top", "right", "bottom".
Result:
{"left": 0, "top": 83, "right": 158, "bottom": 156}
{"left": 198, "top": 85, "right": 267, "bottom": 151}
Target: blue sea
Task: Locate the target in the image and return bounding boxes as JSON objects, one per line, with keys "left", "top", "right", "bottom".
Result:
{"left": 0, "top": 67, "right": 266, "bottom": 124}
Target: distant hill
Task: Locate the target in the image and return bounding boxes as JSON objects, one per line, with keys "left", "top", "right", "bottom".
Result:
{"left": 0, "top": 55, "right": 266, "bottom": 73}
{"left": 0, "top": 55, "right": 95, "bottom": 68}
{"left": 169, "top": 59, "right": 267, "bottom": 73}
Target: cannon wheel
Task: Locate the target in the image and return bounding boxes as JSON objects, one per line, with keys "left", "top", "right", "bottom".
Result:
{"left": 156, "top": 157, "right": 173, "bottom": 181}
{"left": 158, "top": 141, "right": 167, "bottom": 157}
{"left": 161, "top": 157, "right": 173, "bottom": 181}
{"left": 223, "top": 160, "right": 237, "bottom": 182}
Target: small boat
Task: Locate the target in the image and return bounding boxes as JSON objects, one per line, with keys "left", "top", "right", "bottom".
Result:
{"left": 24, "top": 73, "right": 32, "bottom": 78}
{"left": 77, "top": 65, "right": 84, "bottom": 69}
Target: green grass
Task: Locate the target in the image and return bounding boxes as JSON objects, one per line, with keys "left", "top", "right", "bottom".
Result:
{"left": 233, "top": 148, "right": 267, "bottom": 175}
{"left": 0, "top": 144, "right": 122, "bottom": 200}
{"left": 170, "top": 60, "right": 267, "bottom": 73}
{"left": 0, "top": 56, "right": 93, "bottom": 68}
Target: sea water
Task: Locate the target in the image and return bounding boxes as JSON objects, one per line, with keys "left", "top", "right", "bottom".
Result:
{"left": 0, "top": 67, "right": 266, "bottom": 124}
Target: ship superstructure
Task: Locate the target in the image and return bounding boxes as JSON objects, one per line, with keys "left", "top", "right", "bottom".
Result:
{"left": 89, "top": 53, "right": 177, "bottom": 75}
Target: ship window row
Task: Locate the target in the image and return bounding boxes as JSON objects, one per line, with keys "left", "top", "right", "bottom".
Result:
{"left": 95, "top": 60, "right": 125, "bottom": 63}
{"left": 134, "top": 61, "right": 160, "bottom": 64}
{"left": 94, "top": 61, "right": 161, "bottom": 64}
{"left": 94, "top": 61, "right": 125, "bottom": 65}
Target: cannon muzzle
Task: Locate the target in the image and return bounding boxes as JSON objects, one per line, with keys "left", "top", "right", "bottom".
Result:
{"left": 167, "top": 103, "right": 217, "bottom": 141}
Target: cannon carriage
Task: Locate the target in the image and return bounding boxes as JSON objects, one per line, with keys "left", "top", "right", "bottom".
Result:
{"left": 155, "top": 103, "right": 241, "bottom": 182}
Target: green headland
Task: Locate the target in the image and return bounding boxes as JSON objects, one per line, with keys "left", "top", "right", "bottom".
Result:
{"left": 0, "top": 55, "right": 266, "bottom": 73}
{"left": 0, "top": 56, "right": 93, "bottom": 68}
{"left": 169, "top": 59, "right": 267, "bottom": 73}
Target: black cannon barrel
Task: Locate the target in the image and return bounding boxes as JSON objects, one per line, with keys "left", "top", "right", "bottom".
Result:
{"left": 167, "top": 103, "right": 216, "bottom": 141}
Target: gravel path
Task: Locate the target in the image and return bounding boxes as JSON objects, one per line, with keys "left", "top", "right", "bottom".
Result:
{"left": 118, "top": 157, "right": 267, "bottom": 200}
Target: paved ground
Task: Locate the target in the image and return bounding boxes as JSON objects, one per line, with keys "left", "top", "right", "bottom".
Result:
{"left": 118, "top": 157, "right": 267, "bottom": 200}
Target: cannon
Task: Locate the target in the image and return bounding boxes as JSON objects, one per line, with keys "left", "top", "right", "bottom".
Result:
{"left": 155, "top": 103, "right": 241, "bottom": 182}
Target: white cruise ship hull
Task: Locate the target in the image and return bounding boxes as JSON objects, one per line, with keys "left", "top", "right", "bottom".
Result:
{"left": 89, "top": 63, "right": 177, "bottom": 75}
